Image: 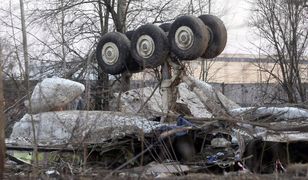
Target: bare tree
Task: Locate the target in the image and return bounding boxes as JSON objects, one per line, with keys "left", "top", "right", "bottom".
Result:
{"left": 1, "top": 0, "right": 230, "bottom": 112}
{"left": 96, "top": 0, "right": 110, "bottom": 110}
{"left": 0, "top": 42, "right": 5, "bottom": 179}
{"left": 116, "top": 0, "right": 131, "bottom": 92}
{"left": 200, "top": 0, "right": 211, "bottom": 81}
{"left": 183, "top": 0, "right": 219, "bottom": 82}
{"left": 19, "top": 0, "right": 39, "bottom": 176}
{"left": 251, "top": 0, "right": 308, "bottom": 103}
{"left": 60, "top": 0, "right": 67, "bottom": 77}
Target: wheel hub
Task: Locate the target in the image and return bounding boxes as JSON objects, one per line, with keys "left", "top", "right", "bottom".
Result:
{"left": 175, "top": 26, "right": 194, "bottom": 50}
{"left": 136, "top": 35, "right": 155, "bottom": 59}
{"left": 102, "top": 42, "right": 119, "bottom": 65}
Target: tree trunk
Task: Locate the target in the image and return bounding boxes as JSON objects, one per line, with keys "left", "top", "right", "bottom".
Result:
{"left": 19, "top": 0, "right": 38, "bottom": 176}
{"left": 95, "top": 0, "right": 110, "bottom": 110}
{"left": 117, "top": 0, "right": 126, "bottom": 33}
{"left": 117, "top": 0, "right": 130, "bottom": 92}
{"left": 252, "top": 0, "right": 307, "bottom": 103}
{"left": 60, "top": 0, "right": 67, "bottom": 77}
{"left": 199, "top": 0, "right": 211, "bottom": 82}
{"left": 0, "top": 43, "right": 5, "bottom": 179}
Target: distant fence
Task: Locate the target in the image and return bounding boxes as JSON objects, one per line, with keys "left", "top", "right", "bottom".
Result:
{"left": 211, "top": 83, "right": 308, "bottom": 106}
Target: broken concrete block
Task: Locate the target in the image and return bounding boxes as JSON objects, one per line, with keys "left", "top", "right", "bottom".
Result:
{"left": 27, "top": 77, "right": 85, "bottom": 114}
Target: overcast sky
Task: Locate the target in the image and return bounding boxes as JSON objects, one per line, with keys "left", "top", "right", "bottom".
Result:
{"left": 213, "top": 0, "right": 259, "bottom": 55}
{"left": 1, "top": 0, "right": 258, "bottom": 55}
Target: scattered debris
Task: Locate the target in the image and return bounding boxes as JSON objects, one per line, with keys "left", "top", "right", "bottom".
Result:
{"left": 44, "top": 169, "right": 60, "bottom": 178}
{"left": 286, "top": 164, "right": 308, "bottom": 177}
{"left": 176, "top": 83, "right": 212, "bottom": 118}
{"left": 231, "top": 106, "right": 308, "bottom": 120}
{"left": 182, "top": 76, "right": 241, "bottom": 114}
{"left": 119, "top": 76, "right": 240, "bottom": 118}
{"left": 5, "top": 76, "right": 308, "bottom": 178}
{"left": 9, "top": 111, "right": 166, "bottom": 146}
{"left": 211, "top": 138, "right": 231, "bottom": 148}
{"left": 144, "top": 161, "right": 191, "bottom": 176}
{"left": 118, "top": 86, "right": 164, "bottom": 116}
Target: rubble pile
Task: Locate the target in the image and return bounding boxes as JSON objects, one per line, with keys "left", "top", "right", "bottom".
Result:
{"left": 5, "top": 76, "right": 308, "bottom": 178}
{"left": 9, "top": 111, "right": 166, "bottom": 146}
{"left": 119, "top": 75, "right": 241, "bottom": 118}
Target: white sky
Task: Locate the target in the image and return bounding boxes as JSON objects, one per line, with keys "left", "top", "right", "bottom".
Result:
{"left": 1, "top": 0, "right": 258, "bottom": 55}
{"left": 213, "top": 0, "right": 259, "bottom": 55}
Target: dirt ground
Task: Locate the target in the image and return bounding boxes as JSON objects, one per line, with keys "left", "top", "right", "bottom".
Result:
{"left": 3, "top": 161, "right": 308, "bottom": 180}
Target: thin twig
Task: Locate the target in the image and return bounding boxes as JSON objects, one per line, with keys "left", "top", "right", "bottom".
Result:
{"left": 136, "top": 82, "right": 161, "bottom": 113}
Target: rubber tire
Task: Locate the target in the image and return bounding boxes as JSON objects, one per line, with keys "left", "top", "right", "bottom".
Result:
{"left": 124, "top": 31, "right": 143, "bottom": 73}
{"left": 125, "top": 30, "right": 134, "bottom": 40}
{"left": 199, "top": 15, "right": 227, "bottom": 59}
{"left": 168, "top": 15, "right": 210, "bottom": 60}
{"left": 96, "top": 32, "right": 130, "bottom": 75}
{"left": 159, "top": 23, "right": 172, "bottom": 32}
{"left": 131, "top": 24, "right": 169, "bottom": 68}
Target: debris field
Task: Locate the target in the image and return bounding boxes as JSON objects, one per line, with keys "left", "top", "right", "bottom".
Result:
{"left": 4, "top": 76, "right": 308, "bottom": 179}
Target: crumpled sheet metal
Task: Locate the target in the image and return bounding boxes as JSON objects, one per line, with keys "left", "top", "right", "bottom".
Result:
{"left": 119, "top": 76, "right": 240, "bottom": 118}
{"left": 232, "top": 125, "right": 308, "bottom": 143}
{"left": 119, "top": 87, "right": 164, "bottom": 115}
{"left": 9, "top": 111, "right": 166, "bottom": 146}
{"left": 144, "top": 162, "right": 191, "bottom": 175}
{"left": 27, "top": 77, "right": 85, "bottom": 114}
{"left": 233, "top": 119, "right": 308, "bottom": 143}
{"left": 182, "top": 75, "right": 241, "bottom": 111}
{"left": 262, "top": 132, "right": 308, "bottom": 142}
{"left": 176, "top": 83, "right": 212, "bottom": 118}
{"left": 230, "top": 107, "right": 308, "bottom": 120}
